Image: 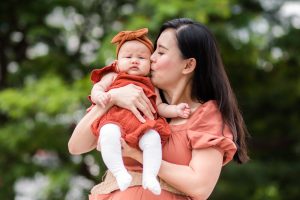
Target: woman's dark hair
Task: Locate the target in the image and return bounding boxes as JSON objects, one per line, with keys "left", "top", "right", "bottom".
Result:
{"left": 156, "top": 18, "right": 249, "bottom": 164}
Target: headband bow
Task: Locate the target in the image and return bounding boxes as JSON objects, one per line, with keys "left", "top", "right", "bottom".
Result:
{"left": 111, "top": 28, "right": 154, "bottom": 56}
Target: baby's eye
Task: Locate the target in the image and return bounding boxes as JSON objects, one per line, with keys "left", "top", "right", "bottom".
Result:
{"left": 139, "top": 57, "right": 145, "bottom": 59}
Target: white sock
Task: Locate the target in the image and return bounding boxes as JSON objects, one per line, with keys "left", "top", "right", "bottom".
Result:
{"left": 99, "top": 123, "right": 132, "bottom": 191}
{"left": 139, "top": 129, "right": 162, "bottom": 195}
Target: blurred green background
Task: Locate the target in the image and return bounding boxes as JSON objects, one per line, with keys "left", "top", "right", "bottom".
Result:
{"left": 1, "top": 0, "right": 299, "bottom": 199}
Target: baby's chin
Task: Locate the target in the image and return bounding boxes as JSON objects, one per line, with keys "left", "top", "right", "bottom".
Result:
{"left": 126, "top": 71, "right": 148, "bottom": 76}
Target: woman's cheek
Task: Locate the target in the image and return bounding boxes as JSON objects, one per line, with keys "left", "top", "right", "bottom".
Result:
{"left": 151, "top": 56, "right": 173, "bottom": 81}
{"left": 151, "top": 68, "right": 170, "bottom": 87}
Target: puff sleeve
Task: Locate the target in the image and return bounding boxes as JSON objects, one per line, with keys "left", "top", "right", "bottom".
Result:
{"left": 187, "top": 101, "right": 237, "bottom": 165}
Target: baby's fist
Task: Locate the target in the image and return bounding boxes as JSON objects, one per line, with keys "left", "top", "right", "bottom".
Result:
{"left": 176, "top": 103, "right": 191, "bottom": 118}
{"left": 96, "top": 92, "right": 111, "bottom": 108}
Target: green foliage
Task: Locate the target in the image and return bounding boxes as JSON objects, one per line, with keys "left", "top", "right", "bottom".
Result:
{"left": 1, "top": 0, "right": 299, "bottom": 199}
{"left": 0, "top": 75, "right": 82, "bottom": 118}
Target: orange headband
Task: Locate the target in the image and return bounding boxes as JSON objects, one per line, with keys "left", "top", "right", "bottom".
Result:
{"left": 111, "top": 28, "right": 154, "bottom": 56}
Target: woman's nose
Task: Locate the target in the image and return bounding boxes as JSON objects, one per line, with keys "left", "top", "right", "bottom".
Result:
{"left": 150, "top": 53, "right": 155, "bottom": 63}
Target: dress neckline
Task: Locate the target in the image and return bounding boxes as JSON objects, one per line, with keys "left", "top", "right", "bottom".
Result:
{"left": 169, "top": 100, "right": 216, "bottom": 130}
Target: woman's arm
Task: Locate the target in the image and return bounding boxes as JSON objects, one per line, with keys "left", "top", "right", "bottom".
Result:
{"left": 121, "top": 140, "right": 223, "bottom": 200}
{"left": 158, "top": 148, "right": 223, "bottom": 200}
{"left": 68, "top": 105, "right": 109, "bottom": 155}
{"left": 68, "top": 84, "right": 156, "bottom": 155}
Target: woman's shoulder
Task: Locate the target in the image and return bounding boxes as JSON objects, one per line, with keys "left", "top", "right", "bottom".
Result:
{"left": 169, "top": 100, "right": 219, "bottom": 130}
{"left": 187, "top": 99, "right": 235, "bottom": 148}
{"left": 189, "top": 100, "right": 221, "bottom": 125}
{"left": 187, "top": 100, "right": 237, "bottom": 165}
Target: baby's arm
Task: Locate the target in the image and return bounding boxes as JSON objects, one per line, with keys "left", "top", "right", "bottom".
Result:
{"left": 155, "top": 88, "right": 191, "bottom": 118}
{"left": 91, "top": 72, "right": 117, "bottom": 107}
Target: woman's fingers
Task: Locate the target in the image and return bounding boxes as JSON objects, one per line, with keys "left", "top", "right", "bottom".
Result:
{"left": 120, "top": 138, "right": 129, "bottom": 157}
{"left": 98, "top": 96, "right": 107, "bottom": 108}
{"left": 133, "top": 87, "right": 154, "bottom": 120}
{"left": 130, "top": 106, "right": 146, "bottom": 123}
{"left": 136, "top": 99, "right": 154, "bottom": 120}
{"left": 109, "top": 84, "right": 154, "bottom": 122}
{"left": 140, "top": 89, "right": 156, "bottom": 114}
{"left": 106, "top": 93, "right": 111, "bottom": 103}
{"left": 120, "top": 138, "right": 141, "bottom": 162}
{"left": 120, "top": 138, "right": 126, "bottom": 149}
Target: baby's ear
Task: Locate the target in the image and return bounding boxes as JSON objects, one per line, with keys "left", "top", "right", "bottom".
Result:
{"left": 183, "top": 58, "right": 196, "bottom": 74}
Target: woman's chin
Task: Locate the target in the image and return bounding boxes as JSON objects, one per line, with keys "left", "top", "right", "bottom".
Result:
{"left": 150, "top": 76, "right": 157, "bottom": 85}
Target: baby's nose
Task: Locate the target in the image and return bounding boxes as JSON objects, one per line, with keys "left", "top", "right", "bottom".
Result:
{"left": 131, "top": 58, "right": 139, "bottom": 63}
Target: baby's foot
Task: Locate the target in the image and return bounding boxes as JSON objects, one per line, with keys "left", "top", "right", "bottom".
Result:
{"left": 142, "top": 175, "right": 161, "bottom": 195}
{"left": 115, "top": 172, "right": 132, "bottom": 191}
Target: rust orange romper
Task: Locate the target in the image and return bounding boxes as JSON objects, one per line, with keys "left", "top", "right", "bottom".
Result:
{"left": 89, "top": 63, "right": 171, "bottom": 148}
{"left": 89, "top": 100, "right": 237, "bottom": 200}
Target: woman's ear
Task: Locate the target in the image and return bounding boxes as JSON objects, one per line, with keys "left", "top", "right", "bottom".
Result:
{"left": 183, "top": 58, "right": 196, "bottom": 74}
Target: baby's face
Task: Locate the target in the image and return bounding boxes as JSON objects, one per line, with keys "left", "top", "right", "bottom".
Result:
{"left": 117, "top": 40, "right": 151, "bottom": 76}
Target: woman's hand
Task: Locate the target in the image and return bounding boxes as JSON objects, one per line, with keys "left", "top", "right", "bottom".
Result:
{"left": 108, "top": 84, "right": 155, "bottom": 123}
{"left": 120, "top": 139, "right": 143, "bottom": 164}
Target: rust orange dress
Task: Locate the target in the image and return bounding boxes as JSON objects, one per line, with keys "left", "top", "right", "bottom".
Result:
{"left": 89, "top": 100, "right": 237, "bottom": 200}
{"left": 89, "top": 63, "right": 171, "bottom": 148}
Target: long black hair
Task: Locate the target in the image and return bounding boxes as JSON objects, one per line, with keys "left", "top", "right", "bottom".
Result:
{"left": 156, "top": 18, "right": 249, "bottom": 163}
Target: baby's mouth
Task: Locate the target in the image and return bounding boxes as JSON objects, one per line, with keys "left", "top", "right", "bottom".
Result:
{"left": 129, "top": 66, "right": 139, "bottom": 70}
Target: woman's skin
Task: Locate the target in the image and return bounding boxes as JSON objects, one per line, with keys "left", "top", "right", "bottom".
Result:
{"left": 68, "top": 28, "right": 224, "bottom": 199}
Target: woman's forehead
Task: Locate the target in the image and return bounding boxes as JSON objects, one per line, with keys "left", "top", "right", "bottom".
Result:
{"left": 157, "top": 29, "right": 177, "bottom": 47}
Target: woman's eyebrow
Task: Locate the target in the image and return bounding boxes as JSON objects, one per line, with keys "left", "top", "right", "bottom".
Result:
{"left": 158, "top": 44, "right": 168, "bottom": 50}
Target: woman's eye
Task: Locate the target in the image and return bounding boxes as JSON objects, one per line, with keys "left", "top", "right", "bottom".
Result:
{"left": 158, "top": 52, "right": 164, "bottom": 55}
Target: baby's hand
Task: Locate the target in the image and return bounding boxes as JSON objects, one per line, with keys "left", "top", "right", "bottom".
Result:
{"left": 176, "top": 103, "right": 191, "bottom": 118}
{"left": 95, "top": 92, "right": 111, "bottom": 108}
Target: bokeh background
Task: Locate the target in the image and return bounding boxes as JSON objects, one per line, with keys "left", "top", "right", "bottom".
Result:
{"left": 1, "top": 0, "right": 299, "bottom": 199}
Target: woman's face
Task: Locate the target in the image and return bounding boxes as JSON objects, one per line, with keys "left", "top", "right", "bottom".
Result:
{"left": 150, "top": 29, "right": 187, "bottom": 90}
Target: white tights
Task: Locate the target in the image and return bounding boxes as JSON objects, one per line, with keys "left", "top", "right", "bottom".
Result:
{"left": 98, "top": 123, "right": 162, "bottom": 195}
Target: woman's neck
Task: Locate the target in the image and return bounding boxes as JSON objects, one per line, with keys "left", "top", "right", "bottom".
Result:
{"left": 162, "top": 78, "right": 198, "bottom": 107}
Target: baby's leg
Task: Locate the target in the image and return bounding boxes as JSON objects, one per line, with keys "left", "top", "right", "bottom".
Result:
{"left": 99, "top": 123, "right": 132, "bottom": 191}
{"left": 139, "top": 129, "right": 162, "bottom": 195}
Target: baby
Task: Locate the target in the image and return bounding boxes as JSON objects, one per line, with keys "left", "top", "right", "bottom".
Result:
{"left": 89, "top": 28, "right": 190, "bottom": 195}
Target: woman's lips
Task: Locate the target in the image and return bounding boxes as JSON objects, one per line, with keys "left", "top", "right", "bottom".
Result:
{"left": 150, "top": 70, "right": 155, "bottom": 77}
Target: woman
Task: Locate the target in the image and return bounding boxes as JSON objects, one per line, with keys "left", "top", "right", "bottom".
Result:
{"left": 68, "top": 18, "right": 249, "bottom": 200}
